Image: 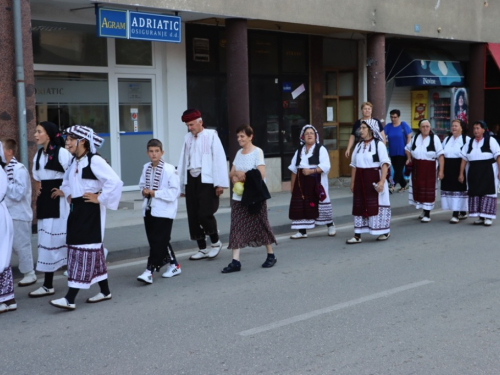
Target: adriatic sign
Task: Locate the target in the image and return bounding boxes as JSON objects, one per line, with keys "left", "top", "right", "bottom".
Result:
{"left": 97, "top": 8, "right": 181, "bottom": 43}
{"left": 129, "top": 11, "right": 180, "bottom": 43}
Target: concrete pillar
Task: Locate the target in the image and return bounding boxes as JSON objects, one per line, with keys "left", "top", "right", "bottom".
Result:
{"left": 468, "top": 43, "right": 485, "bottom": 133}
{"left": 225, "top": 18, "right": 250, "bottom": 162}
{"left": 366, "top": 33, "right": 386, "bottom": 124}
{"left": 309, "top": 35, "right": 324, "bottom": 141}
{"left": 0, "top": 0, "right": 37, "bottom": 223}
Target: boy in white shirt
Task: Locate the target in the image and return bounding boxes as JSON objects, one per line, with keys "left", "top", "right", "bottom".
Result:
{"left": 137, "top": 139, "right": 181, "bottom": 284}
{"left": 2, "top": 138, "right": 36, "bottom": 287}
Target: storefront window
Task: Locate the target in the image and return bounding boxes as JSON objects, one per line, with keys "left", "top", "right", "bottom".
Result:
{"left": 32, "top": 21, "right": 107, "bottom": 66}
{"left": 115, "top": 39, "right": 152, "bottom": 66}
{"left": 34, "top": 71, "right": 110, "bottom": 161}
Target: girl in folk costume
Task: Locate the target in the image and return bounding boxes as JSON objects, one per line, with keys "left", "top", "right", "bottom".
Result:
{"left": 0, "top": 143, "right": 16, "bottom": 314}
{"left": 288, "top": 124, "right": 336, "bottom": 239}
{"left": 459, "top": 121, "right": 500, "bottom": 226}
{"left": 440, "top": 119, "right": 470, "bottom": 223}
{"left": 347, "top": 119, "right": 391, "bottom": 244}
{"left": 50, "top": 126, "right": 123, "bottom": 310}
{"left": 29, "top": 122, "right": 72, "bottom": 298}
{"left": 405, "top": 119, "right": 445, "bottom": 223}
{"left": 137, "top": 139, "right": 181, "bottom": 284}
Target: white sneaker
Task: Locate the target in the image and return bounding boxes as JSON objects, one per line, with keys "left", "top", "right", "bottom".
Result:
{"left": 189, "top": 249, "right": 209, "bottom": 260}
{"left": 290, "top": 232, "right": 307, "bottom": 239}
{"left": 207, "top": 241, "right": 222, "bottom": 259}
{"left": 63, "top": 270, "right": 68, "bottom": 277}
{"left": 484, "top": 219, "right": 493, "bottom": 226}
{"left": 421, "top": 216, "right": 431, "bottom": 223}
{"left": 474, "top": 218, "right": 485, "bottom": 225}
{"left": 328, "top": 226, "right": 336, "bottom": 237}
{"left": 18, "top": 271, "right": 37, "bottom": 287}
{"left": 50, "top": 297, "right": 75, "bottom": 311}
{"left": 29, "top": 286, "right": 55, "bottom": 298}
{"left": 418, "top": 211, "right": 425, "bottom": 220}
{"left": 0, "top": 302, "right": 17, "bottom": 314}
{"left": 162, "top": 263, "right": 182, "bottom": 278}
{"left": 137, "top": 269, "right": 153, "bottom": 284}
{"left": 458, "top": 213, "right": 468, "bottom": 220}
{"left": 86, "top": 293, "right": 112, "bottom": 303}
{"left": 449, "top": 217, "right": 459, "bottom": 224}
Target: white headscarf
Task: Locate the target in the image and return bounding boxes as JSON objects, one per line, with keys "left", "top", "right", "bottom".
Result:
{"left": 362, "top": 119, "right": 383, "bottom": 141}
{"left": 63, "top": 125, "right": 104, "bottom": 154}
{"left": 299, "top": 124, "right": 320, "bottom": 146}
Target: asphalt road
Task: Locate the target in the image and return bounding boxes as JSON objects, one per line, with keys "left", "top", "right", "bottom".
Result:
{"left": 3, "top": 210, "right": 500, "bottom": 375}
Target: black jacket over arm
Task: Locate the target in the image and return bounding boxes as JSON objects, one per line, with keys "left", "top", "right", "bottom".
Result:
{"left": 241, "top": 169, "right": 271, "bottom": 214}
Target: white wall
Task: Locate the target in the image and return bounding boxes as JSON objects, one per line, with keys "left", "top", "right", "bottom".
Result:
{"left": 163, "top": 23, "right": 188, "bottom": 166}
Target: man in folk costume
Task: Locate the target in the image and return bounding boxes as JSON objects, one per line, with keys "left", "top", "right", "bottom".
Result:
{"left": 0, "top": 142, "right": 16, "bottom": 314}
{"left": 2, "top": 138, "right": 37, "bottom": 286}
{"left": 347, "top": 119, "right": 391, "bottom": 244}
{"left": 50, "top": 126, "right": 123, "bottom": 310}
{"left": 177, "top": 109, "right": 229, "bottom": 260}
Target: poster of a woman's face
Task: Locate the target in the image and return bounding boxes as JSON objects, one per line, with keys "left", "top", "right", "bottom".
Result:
{"left": 454, "top": 88, "right": 468, "bottom": 125}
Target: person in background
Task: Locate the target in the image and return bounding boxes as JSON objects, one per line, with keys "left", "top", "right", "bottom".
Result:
{"left": 405, "top": 119, "right": 444, "bottom": 223}
{"left": 345, "top": 102, "right": 386, "bottom": 158}
{"left": 223, "top": 125, "right": 277, "bottom": 273}
{"left": 459, "top": 121, "right": 500, "bottom": 226}
{"left": 384, "top": 109, "right": 412, "bottom": 193}
{"left": 288, "top": 124, "right": 336, "bottom": 239}
{"left": 347, "top": 119, "right": 391, "bottom": 244}
{"left": 2, "top": 138, "right": 36, "bottom": 286}
{"left": 440, "top": 119, "right": 470, "bottom": 223}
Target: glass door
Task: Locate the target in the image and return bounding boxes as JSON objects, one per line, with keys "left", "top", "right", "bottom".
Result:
{"left": 281, "top": 78, "right": 309, "bottom": 180}
{"left": 117, "top": 77, "right": 154, "bottom": 186}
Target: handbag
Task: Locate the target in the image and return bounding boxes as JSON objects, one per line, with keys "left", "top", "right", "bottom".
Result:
{"left": 404, "top": 161, "right": 413, "bottom": 177}
{"left": 315, "top": 172, "right": 327, "bottom": 202}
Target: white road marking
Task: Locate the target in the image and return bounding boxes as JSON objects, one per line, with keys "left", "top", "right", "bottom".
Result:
{"left": 238, "top": 280, "right": 434, "bottom": 336}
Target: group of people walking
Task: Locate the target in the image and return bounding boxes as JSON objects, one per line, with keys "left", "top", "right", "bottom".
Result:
{"left": 1, "top": 104, "right": 499, "bottom": 314}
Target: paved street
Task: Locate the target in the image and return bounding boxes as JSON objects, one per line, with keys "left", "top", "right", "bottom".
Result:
{"left": 4, "top": 206, "right": 500, "bottom": 374}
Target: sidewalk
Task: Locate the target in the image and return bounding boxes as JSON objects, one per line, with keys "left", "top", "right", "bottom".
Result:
{"left": 15, "top": 179, "right": 424, "bottom": 271}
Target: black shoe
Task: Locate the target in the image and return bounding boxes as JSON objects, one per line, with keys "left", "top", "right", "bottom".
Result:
{"left": 262, "top": 255, "right": 277, "bottom": 268}
{"left": 221, "top": 262, "right": 241, "bottom": 273}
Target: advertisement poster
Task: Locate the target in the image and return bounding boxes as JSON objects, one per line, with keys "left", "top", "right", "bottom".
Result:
{"left": 411, "top": 90, "right": 428, "bottom": 129}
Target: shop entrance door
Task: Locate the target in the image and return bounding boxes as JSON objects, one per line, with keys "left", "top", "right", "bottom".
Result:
{"left": 250, "top": 77, "right": 309, "bottom": 181}
{"left": 113, "top": 76, "right": 155, "bottom": 188}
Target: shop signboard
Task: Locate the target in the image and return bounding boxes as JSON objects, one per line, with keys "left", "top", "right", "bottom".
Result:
{"left": 97, "top": 9, "right": 128, "bottom": 39}
{"left": 411, "top": 90, "right": 428, "bottom": 129}
{"left": 97, "top": 8, "right": 181, "bottom": 43}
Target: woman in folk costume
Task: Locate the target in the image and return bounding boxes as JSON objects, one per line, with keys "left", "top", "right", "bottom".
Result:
{"left": 0, "top": 143, "right": 16, "bottom": 314}
{"left": 288, "top": 124, "right": 336, "bottom": 239}
{"left": 29, "top": 121, "right": 72, "bottom": 298}
{"left": 50, "top": 125, "right": 123, "bottom": 310}
{"left": 459, "top": 121, "right": 500, "bottom": 226}
{"left": 347, "top": 119, "right": 391, "bottom": 244}
{"left": 440, "top": 119, "right": 470, "bottom": 223}
{"left": 405, "top": 119, "right": 444, "bottom": 223}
